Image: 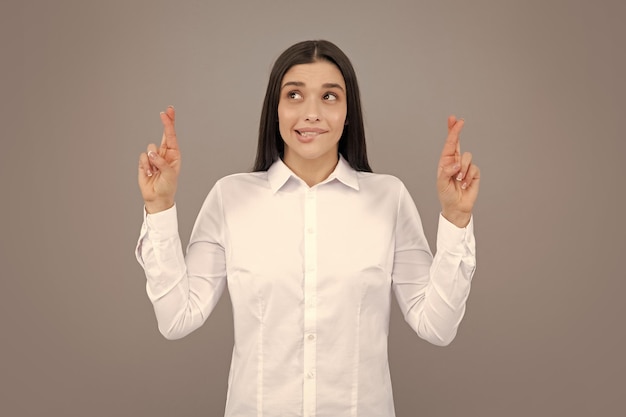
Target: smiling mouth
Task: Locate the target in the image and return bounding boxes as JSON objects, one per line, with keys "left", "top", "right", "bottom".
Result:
{"left": 295, "top": 127, "right": 328, "bottom": 138}
{"left": 296, "top": 130, "right": 322, "bottom": 138}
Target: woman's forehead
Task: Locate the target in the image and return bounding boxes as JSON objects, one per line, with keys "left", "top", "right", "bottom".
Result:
{"left": 282, "top": 61, "right": 345, "bottom": 88}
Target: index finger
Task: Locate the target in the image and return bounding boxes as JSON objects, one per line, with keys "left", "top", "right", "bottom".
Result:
{"left": 441, "top": 116, "right": 464, "bottom": 160}
{"left": 159, "top": 106, "right": 178, "bottom": 151}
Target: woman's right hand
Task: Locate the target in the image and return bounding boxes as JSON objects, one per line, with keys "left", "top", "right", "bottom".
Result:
{"left": 138, "top": 106, "right": 181, "bottom": 214}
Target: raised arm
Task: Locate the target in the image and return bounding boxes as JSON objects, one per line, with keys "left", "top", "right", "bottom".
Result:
{"left": 392, "top": 116, "right": 479, "bottom": 346}
{"left": 135, "top": 107, "right": 227, "bottom": 339}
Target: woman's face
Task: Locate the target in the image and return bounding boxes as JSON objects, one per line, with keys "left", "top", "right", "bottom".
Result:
{"left": 278, "top": 60, "right": 347, "bottom": 168}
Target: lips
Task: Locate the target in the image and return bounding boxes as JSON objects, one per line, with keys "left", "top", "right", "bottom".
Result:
{"left": 295, "top": 128, "right": 327, "bottom": 143}
{"left": 297, "top": 131, "right": 321, "bottom": 139}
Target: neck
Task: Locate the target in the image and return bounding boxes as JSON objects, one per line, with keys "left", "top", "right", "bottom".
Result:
{"left": 283, "top": 152, "right": 339, "bottom": 187}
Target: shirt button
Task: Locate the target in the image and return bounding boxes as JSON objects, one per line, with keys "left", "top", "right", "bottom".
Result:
{"left": 307, "top": 227, "right": 314, "bottom": 234}
{"left": 307, "top": 371, "right": 315, "bottom": 379}
{"left": 307, "top": 334, "right": 315, "bottom": 341}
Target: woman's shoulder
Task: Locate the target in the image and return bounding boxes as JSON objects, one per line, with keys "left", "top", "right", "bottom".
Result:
{"left": 352, "top": 172, "right": 412, "bottom": 205}
{"left": 356, "top": 171, "right": 406, "bottom": 189}
{"left": 199, "top": 171, "right": 270, "bottom": 209}
{"left": 214, "top": 171, "right": 269, "bottom": 188}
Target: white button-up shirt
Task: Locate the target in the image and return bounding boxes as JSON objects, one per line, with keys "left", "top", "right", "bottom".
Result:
{"left": 136, "top": 155, "right": 476, "bottom": 417}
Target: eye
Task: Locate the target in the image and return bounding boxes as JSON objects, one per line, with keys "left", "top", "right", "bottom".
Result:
{"left": 323, "top": 92, "right": 338, "bottom": 101}
{"left": 287, "top": 91, "right": 302, "bottom": 100}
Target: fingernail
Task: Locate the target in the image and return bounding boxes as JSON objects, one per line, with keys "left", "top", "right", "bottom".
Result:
{"left": 461, "top": 182, "right": 468, "bottom": 190}
{"left": 146, "top": 169, "right": 152, "bottom": 177}
{"left": 456, "top": 172, "right": 463, "bottom": 181}
{"left": 148, "top": 151, "right": 157, "bottom": 160}
{"left": 168, "top": 105, "right": 175, "bottom": 109}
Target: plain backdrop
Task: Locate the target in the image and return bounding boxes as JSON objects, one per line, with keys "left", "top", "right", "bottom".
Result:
{"left": 2, "top": 0, "right": 625, "bottom": 416}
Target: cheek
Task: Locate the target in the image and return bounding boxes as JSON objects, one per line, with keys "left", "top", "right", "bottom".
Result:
{"left": 327, "top": 105, "right": 347, "bottom": 128}
{"left": 277, "top": 103, "right": 294, "bottom": 137}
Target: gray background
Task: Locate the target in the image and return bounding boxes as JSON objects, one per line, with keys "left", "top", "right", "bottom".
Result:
{"left": 2, "top": 0, "right": 624, "bottom": 416}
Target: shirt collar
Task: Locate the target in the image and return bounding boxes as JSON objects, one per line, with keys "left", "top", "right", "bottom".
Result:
{"left": 267, "top": 154, "right": 360, "bottom": 193}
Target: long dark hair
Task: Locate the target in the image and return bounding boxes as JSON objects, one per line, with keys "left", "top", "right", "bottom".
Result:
{"left": 253, "top": 40, "right": 372, "bottom": 172}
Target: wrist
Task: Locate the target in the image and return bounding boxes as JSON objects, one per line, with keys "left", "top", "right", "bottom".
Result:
{"left": 441, "top": 210, "right": 471, "bottom": 228}
{"left": 145, "top": 200, "right": 175, "bottom": 214}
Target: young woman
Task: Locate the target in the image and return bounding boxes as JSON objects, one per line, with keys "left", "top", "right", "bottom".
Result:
{"left": 136, "top": 40, "right": 479, "bottom": 417}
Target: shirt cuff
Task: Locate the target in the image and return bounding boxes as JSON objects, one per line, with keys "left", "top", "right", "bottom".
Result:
{"left": 144, "top": 204, "right": 179, "bottom": 240}
{"left": 436, "top": 213, "right": 475, "bottom": 255}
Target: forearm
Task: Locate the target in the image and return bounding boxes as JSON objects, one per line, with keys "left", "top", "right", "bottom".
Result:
{"left": 421, "top": 215, "right": 476, "bottom": 344}
{"left": 419, "top": 248, "right": 474, "bottom": 345}
{"left": 394, "top": 214, "right": 476, "bottom": 346}
{"left": 136, "top": 205, "right": 225, "bottom": 339}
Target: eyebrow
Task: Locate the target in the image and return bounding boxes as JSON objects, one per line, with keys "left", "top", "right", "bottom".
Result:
{"left": 281, "top": 81, "right": 345, "bottom": 92}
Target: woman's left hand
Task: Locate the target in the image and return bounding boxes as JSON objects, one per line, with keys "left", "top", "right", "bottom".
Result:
{"left": 437, "top": 116, "right": 480, "bottom": 228}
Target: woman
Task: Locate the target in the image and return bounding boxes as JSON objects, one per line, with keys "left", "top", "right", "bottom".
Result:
{"left": 136, "top": 40, "right": 479, "bottom": 417}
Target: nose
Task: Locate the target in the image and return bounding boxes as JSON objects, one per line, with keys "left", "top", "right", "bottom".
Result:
{"left": 304, "top": 99, "right": 321, "bottom": 122}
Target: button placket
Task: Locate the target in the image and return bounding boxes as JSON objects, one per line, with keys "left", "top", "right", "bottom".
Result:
{"left": 303, "top": 188, "right": 317, "bottom": 417}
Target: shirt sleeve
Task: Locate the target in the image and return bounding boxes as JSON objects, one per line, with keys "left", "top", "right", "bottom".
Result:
{"left": 135, "top": 183, "right": 228, "bottom": 340}
{"left": 391, "top": 182, "right": 476, "bottom": 346}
